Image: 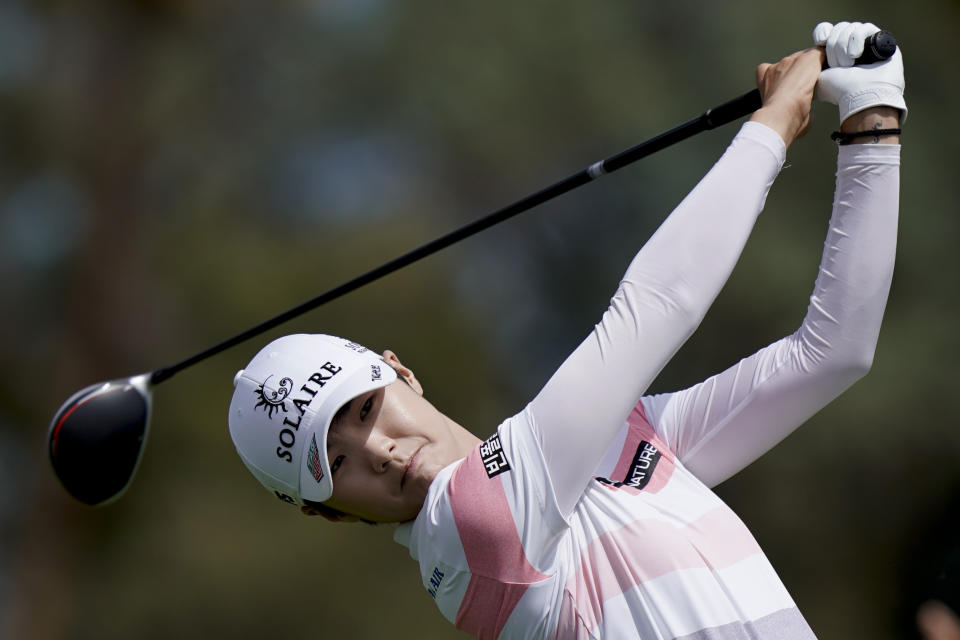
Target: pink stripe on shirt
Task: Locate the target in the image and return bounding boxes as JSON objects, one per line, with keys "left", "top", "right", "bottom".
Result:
{"left": 449, "top": 444, "right": 549, "bottom": 639}
{"left": 558, "top": 506, "right": 763, "bottom": 636}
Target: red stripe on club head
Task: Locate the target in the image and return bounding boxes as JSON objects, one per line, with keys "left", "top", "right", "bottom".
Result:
{"left": 50, "top": 387, "right": 113, "bottom": 461}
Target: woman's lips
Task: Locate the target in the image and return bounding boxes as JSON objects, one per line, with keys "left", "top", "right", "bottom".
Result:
{"left": 402, "top": 446, "right": 423, "bottom": 488}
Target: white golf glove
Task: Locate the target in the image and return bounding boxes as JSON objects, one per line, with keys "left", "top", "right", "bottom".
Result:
{"left": 813, "top": 21, "right": 907, "bottom": 124}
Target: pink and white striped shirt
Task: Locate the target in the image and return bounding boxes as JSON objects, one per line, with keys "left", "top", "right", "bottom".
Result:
{"left": 395, "top": 123, "right": 901, "bottom": 639}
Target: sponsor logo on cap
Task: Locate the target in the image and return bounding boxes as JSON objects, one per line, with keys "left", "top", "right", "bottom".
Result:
{"left": 371, "top": 364, "right": 382, "bottom": 382}
{"left": 253, "top": 375, "right": 292, "bottom": 419}
{"left": 253, "top": 362, "right": 344, "bottom": 465}
{"left": 307, "top": 434, "right": 323, "bottom": 483}
{"left": 344, "top": 341, "right": 368, "bottom": 354}
{"left": 274, "top": 490, "right": 296, "bottom": 505}
{"left": 480, "top": 434, "right": 511, "bottom": 479}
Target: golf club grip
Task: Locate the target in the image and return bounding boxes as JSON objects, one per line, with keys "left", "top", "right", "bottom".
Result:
{"left": 842, "top": 30, "right": 897, "bottom": 67}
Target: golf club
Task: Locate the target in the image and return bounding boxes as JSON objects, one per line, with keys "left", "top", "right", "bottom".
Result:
{"left": 48, "top": 33, "right": 897, "bottom": 506}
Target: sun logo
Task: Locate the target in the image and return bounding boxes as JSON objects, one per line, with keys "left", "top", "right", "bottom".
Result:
{"left": 253, "top": 375, "right": 292, "bottom": 419}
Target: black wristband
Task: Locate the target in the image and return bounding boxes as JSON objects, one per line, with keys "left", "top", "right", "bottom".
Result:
{"left": 830, "top": 128, "right": 902, "bottom": 145}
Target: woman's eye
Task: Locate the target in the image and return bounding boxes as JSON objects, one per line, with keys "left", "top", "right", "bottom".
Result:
{"left": 331, "top": 455, "right": 344, "bottom": 473}
{"left": 360, "top": 397, "right": 374, "bottom": 419}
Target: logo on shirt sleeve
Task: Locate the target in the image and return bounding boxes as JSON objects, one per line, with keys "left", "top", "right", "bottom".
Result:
{"left": 427, "top": 566, "right": 445, "bottom": 599}
{"left": 479, "top": 434, "right": 511, "bottom": 479}
{"left": 597, "top": 440, "right": 662, "bottom": 491}
{"left": 624, "top": 441, "right": 661, "bottom": 489}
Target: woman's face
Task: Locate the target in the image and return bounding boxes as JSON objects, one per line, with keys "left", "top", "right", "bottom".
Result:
{"left": 320, "top": 353, "right": 478, "bottom": 523}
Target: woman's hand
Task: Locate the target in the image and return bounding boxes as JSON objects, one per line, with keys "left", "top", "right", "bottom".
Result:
{"left": 813, "top": 21, "right": 907, "bottom": 127}
{"left": 749, "top": 48, "right": 825, "bottom": 149}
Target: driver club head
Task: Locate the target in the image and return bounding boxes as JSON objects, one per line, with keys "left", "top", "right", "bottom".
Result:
{"left": 48, "top": 374, "right": 153, "bottom": 506}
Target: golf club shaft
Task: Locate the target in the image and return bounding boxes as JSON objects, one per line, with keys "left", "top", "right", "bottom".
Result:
{"left": 149, "top": 89, "right": 763, "bottom": 385}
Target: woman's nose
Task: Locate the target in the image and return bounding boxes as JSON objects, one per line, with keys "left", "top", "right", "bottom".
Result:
{"left": 366, "top": 434, "right": 396, "bottom": 472}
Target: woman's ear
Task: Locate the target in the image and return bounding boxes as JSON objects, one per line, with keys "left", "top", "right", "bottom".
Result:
{"left": 382, "top": 350, "right": 424, "bottom": 396}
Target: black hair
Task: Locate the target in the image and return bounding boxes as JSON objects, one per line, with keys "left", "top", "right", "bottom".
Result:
{"left": 302, "top": 498, "right": 377, "bottom": 526}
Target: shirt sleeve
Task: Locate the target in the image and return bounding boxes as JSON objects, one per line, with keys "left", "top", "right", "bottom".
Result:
{"left": 641, "top": 143, "right": 901, "bottom": 487}
{"left": 400, "top": 416, "right": 566, "bottom": 637}
{"left": 527, "top": 121, "right": 787, "bottom": 517}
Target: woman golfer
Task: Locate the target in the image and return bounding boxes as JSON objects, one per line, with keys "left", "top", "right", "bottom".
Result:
{"left": 228, "top": 22, "right": 904, "bottom": 638}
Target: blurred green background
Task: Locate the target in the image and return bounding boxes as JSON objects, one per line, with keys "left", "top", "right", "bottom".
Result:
{"left": 1, "top": 0, "right": 958, "bottom": 638}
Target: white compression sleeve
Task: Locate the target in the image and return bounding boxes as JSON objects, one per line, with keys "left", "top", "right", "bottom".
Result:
{"left": 527, "top": 122, "right": 786, "bottom": 517}
{"left": 643, "top": 143, "right": 901, "bottom": 488}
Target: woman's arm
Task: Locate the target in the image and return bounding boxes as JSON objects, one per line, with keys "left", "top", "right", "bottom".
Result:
{"left": 643, "top": 116, "right": 900, "bottom": 486}
{"left": 525, "top": 50, "right": 825, "bottom": 517}
{"left": 637, "top": 19, "right": 907, "bottom": 485}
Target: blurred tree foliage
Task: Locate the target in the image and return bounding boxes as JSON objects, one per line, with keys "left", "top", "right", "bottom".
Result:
{"left": 1, "top": 0, "right": 958, "bottom": 638}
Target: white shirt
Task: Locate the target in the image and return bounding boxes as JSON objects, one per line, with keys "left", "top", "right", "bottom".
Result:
{"left": 396, "top": 123, "right": 901, "bottom": 639}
